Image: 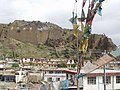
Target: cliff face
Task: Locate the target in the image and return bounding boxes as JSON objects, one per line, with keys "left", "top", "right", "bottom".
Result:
{"left": 88, "top": 34, "right": 116, "bottom": 52}
{"left": 0, "top": 20, "right": 117, "bottom": 58}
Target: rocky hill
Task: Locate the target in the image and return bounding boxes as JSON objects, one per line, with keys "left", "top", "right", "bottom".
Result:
{"left": 0, "top": 20, "right": 117, "bottom": 59}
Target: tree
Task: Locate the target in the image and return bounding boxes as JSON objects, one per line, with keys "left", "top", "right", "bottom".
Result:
{"left": 12, "top": 63, "right": 19, "bottom": 68}
{"left": 57, "top": 62, "right": 67, "bottom": 68}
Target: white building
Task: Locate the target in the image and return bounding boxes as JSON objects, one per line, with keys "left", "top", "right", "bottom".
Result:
{"left": 67, "top": 60, "right": 75, "bottom": 68}
{"left": 43, "top": 68, "right": 66, "bottom": 82}
{"left": 43, "top": 68, "right": 120, "bottom": 90}
{"left": 80, "top": 69, "right": 120, "bottom": 90}
{"left": 22, "top": 58, "right": 35, "bottom": 63}
{"left": 15, "top": 70, "right": 27, "bottom": 83}
{"left": 0, "top": 62, "right": 5, "bottom": 68}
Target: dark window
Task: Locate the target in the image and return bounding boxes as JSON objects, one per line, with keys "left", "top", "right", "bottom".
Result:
{"left": 55, "top": 71, "right": 61, "bottom": 74}
{"left": 15, "top": 73, "right": 19, "bottom": 75}
{"left": 49, "top": 71, "right": 53, "bottom": 74}
{"left": 87, "top": 77, "right": 96, "bottom": 85}
{"left": 56, "top": 78, "right": 60, "bottom": 81}
{"left": 103, "top": 76, "right": 111, "bottom": 84}
{"left": 0, "top": 75, "right": 2, "bottom": 81}
{"left": 116, "top": 76, "right": 120, "bottom": 83}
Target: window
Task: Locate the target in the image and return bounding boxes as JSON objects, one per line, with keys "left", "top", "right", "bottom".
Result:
{"left": 15, "top": 73, "right": 19, "bottom": 75}
{"left": 0, "top": 75, "right": 2, "bottom": 81}
{"left": 5, "top": 76, "right": 9, "bottom": 82}
{"left": 9, "top": 76, "right": 15, "bottom": 82}
{"left": 87, "top": 77, "right": 96, "bottom": 85}
{"left": 22, "top": 84, "right": 26, "bottom": 87}
{"left": 116, "top": 76, "right": 120, "bottom": 83}
{"left": 49, "top": 71, "right": 53, "bottom": 74}
{"left": 56, "top": 78, "right": 60, "bottom": 81}
{"left": 103, "top": 76, "right": 111, "bottom": 84}
{"left": 47, "top": 77, "right": 52, "bottom": 82}
{"left": 55, "top": 71, "right": 62, "bottom": 74}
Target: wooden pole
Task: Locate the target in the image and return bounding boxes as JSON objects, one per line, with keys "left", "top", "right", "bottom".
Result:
{"left": 104, "top": 65, "right": 106, "bottom": 90}
{"left": 77, "top": 51, "right": 83, "bottom": 90}
{"left": 76, "top": 31, "right": 83, "bottom": 90}
{"left": 103, "top": 50, "right": 106, "bottom": 90}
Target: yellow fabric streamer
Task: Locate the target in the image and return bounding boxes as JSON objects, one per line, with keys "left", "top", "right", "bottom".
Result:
{"left": 81, "top": 22, "right": 85, "bottom": 34}
{"left": 79, "top": 37, "right": 88, "bottom": 53}
{"left": 73, "top": 24, "right": 80, "bottom": 37}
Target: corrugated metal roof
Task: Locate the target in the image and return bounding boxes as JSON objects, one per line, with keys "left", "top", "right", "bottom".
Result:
{"left": 82, "top": 61, "right": 98, "bottom": 73}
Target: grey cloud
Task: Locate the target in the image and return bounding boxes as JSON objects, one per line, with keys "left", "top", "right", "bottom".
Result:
{"left": 0, "top": 0, "right": 20, "bottom": 23}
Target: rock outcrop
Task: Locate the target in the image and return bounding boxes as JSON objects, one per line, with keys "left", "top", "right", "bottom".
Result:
{"left": 0, "top": 20, "right": 117, "bottom": 58}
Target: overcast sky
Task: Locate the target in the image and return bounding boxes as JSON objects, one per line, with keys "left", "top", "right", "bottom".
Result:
{"left": 0, "top": 0, "right": 120, "bottom": 45}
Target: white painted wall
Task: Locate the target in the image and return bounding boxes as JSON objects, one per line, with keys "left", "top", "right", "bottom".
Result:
{"left": 15, "top": 70, "right": 25, "bottom": 83}
{"left": 22, "top": 58, "right": 35, "bottom": 63}
{"left": 44, "top": 73, "right": 66, "bottom": 82}
{"left": 0, "top": 64, "right": 4, "bottom": 68}
{"left": 114, "top": 76, "right": 120, "bottom": 90}
{"left": 83, "top": 75, "right": 120, "bottom": 90}
{"left": 22, "top": 58, "right": 30, "bottom": 63}
{"left": 67, "top": 60, "right": 75, "bottom": 64}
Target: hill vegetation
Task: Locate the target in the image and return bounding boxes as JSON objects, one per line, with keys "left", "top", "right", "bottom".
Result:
{"left": 0, "top": 20, "right": 116, "bottom": 59}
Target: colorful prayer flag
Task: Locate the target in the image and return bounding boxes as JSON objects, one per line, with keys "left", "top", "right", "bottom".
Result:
{"left": 69, "top": 12, "right": 80, "bottom": 37}
{"left": 73, "top": 24, "right": 80, "bottom": 37}
{"left": 84, "top": 24, "right": 92, "bottom": 37}
{"left": 86, "top": 9, "right": 92, "bottom": 24}
{"left": 90, "top": 0, "right": 95, "bottom": 9}
{"left": 97, "top": 6, "right": 102, "bottom": 16}
{"left": 76, "top": 74, "right": 86, "bottom": 79}
{"left": 99, "top": 0, "right": 105, "bottom": 3}
{"left": 81, "top": 9, "right": 86, "bottom": 22}
{"left": 81, "top": 22, "right": 85, "bottom": 32}
{"left": 79, "top": 37, "right": 88, "bottom": 53}
{"left": 94, "top": 0, "right": 98, "bottom": 3}
{"left": 78, "top": 9, "right": 86, "bottom": 22}
{"left": 82, "top": 0, "right": 87, "bottom": 8}
{"left": 69, "top": 12, "right": 77, "bottom": 24}
{"left": 60, "top": 80, "right": 70, "bottom": 90}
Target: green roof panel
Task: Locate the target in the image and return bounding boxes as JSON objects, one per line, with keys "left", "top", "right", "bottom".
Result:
{"left": 110, "top": 48, "right": 120, "bottom": 58}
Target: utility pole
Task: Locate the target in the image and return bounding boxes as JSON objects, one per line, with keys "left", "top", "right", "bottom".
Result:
{"left": 103, "top": 50, "right": 106, "bottom": 90}
{"left": 76, "top": 31, "right": 80, "bottom": 90}
{"left": 76, "top": 32, "right": 83, "bottom": 90}
{"left": 104, "top": 64, "right": 106, "bottom": 90}
{"left": 77, "top": 52, "right": 83, "bottom": 90}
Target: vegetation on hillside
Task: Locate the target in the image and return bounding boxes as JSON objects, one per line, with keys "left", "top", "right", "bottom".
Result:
{"left": 0, "top": 20, "right": 117, "bottom": 60}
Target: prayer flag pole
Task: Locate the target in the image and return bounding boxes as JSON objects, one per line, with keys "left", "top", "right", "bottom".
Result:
{"left": 76, "top": 32, "right": 80, "bottom": 90}
{"left": 70, "top": 0, "right": 105, "bottom": 89}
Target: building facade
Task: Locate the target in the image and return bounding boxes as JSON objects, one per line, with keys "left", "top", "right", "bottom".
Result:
{"left": 82, "top": 69, "right": 120, "bottom": 90}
